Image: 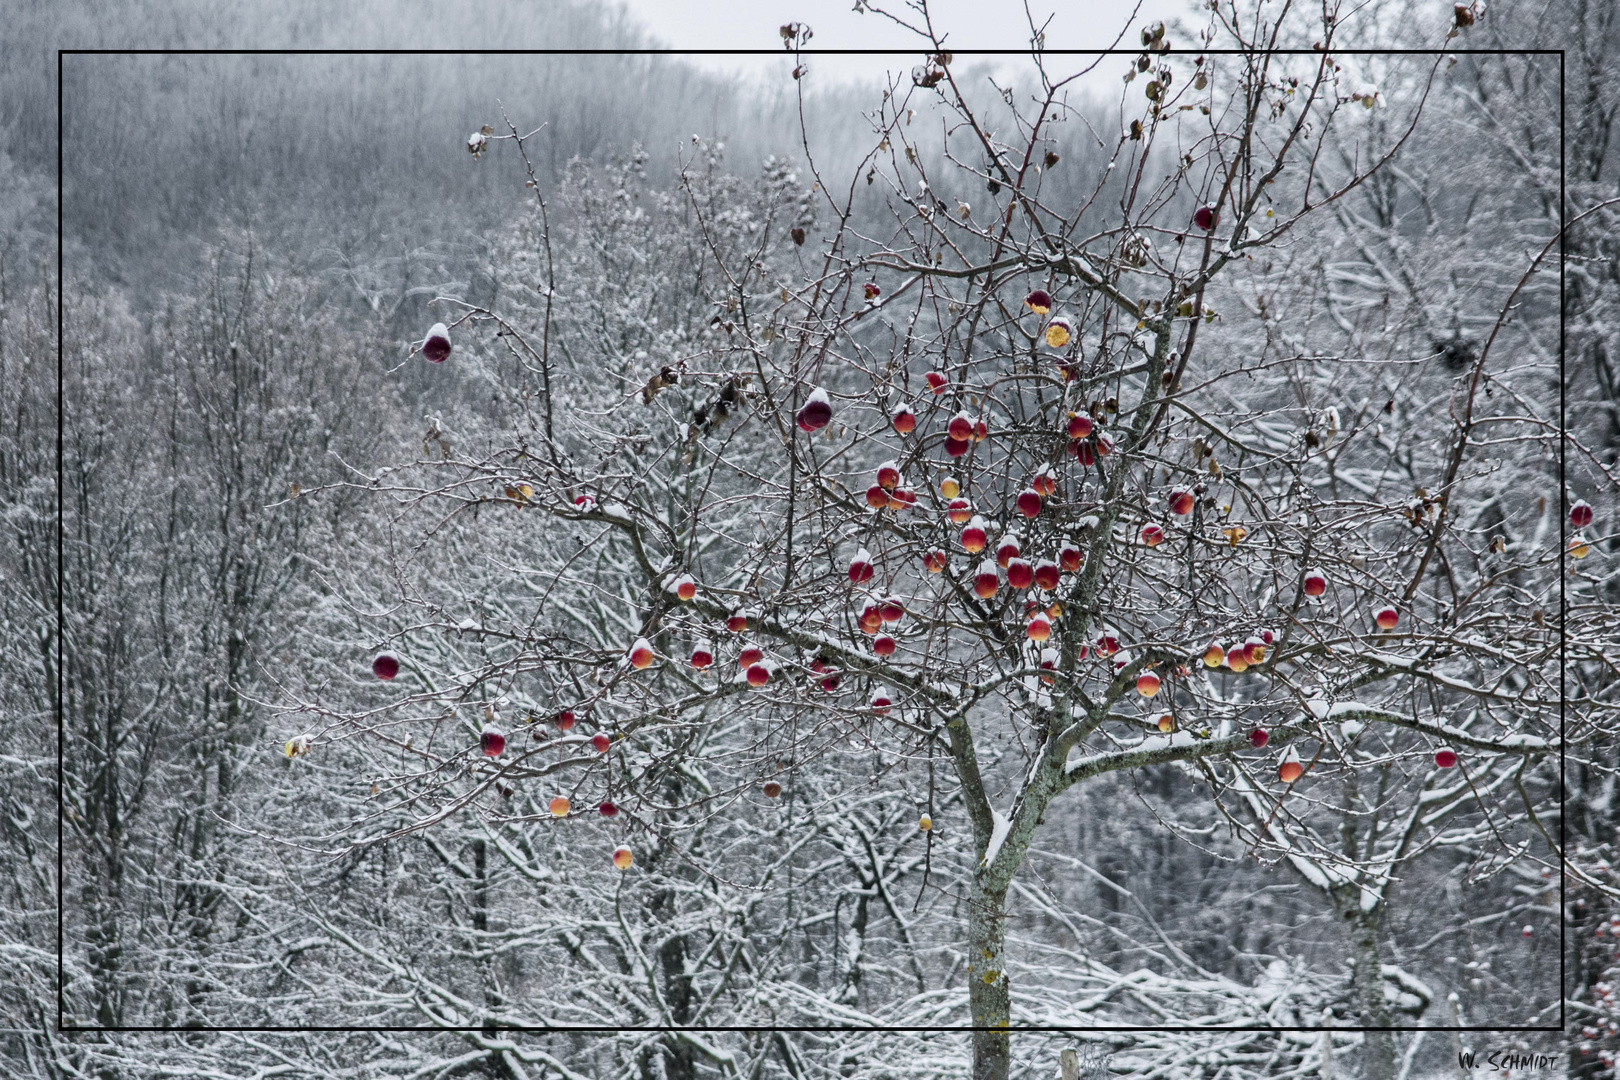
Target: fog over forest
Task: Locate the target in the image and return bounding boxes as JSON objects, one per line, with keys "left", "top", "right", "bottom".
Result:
{"left": 2, "top": 1, "right": 1618, "bottom": 1079}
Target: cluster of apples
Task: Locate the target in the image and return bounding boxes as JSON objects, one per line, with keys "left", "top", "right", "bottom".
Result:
{"left": 1064, "top": 413, "right": 1116, "bottom": 466}
{"left": 1202, "top": 630, "right": 1273, "bottom": 672}
{"left": 1570, "top": 499, "right": 1595, "bottom": 559}
{"left": 1024, "top": 290, "right": 1075, "bottom": 351}
{"left": 865, "top": 462, "right": 918, "bottom": 511}
{"left": 854, "top": 593, "right": 906, "bottom": 656}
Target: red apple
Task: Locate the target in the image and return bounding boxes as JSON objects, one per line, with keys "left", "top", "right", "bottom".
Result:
{"left": 1571, "top": 500, "right": 1594, "bottom": 528}
{"left": 880, "top": 597, "right": 904, "bottom": 623}
{"left": 1374, "top": 606, "right": 1399, "bottom": 630}
{"left": 672, "top": 574, "right": 697, "bottom": 601}
{"left": 1027, "top": 614, "right": 1052, "bottom": 642}
{"left": 924, "top": 549, "right": 947, "bottom": 573}
{"left": 945, "top": 436, "right": 971, "bottom": 458}
{"left": 1136, "top": 671, "right": 1161, "bottom": 698}
{"left": 1278, "top": 747, "right": 1303, "bottom": 784}
{"left": 859, "top": 602, "right": 883, "bottom": 634}
{"left": 972, "top": 418, "right": 988, "bottom": 442}
{"left": 892, "top": 405, "right": 917, "bottom": 434}
{"left": 1097, "top": 434, "right": 1116, "bottom": 457}
{"left": 890, "top": 487, "right": 916, "bottom": 510}
{"left": 866, "top": 485, "right": 891, "bottom": 509}
{"left": 1260, "top": 628, "right": 1274, "bottom": 645}
{"left": 962, "top": 517, "right": 989, "bottom": 553}
{"left": 849, "top": 549, "right": 875, "bottom": 584}
{"left": 1244, "top": 637, "right": 1265, "bottom": 665}
{"left": 1016, "top": 488, "right": 1043, "bottom": 519}
{"left": 995, "top": 534, "right": 1021, "bottom": 568}
{"left": 612, "top": 845, "right": 634, "bottom": 870}
{"left": 1141, "top": 523, "right": 1165, "bottom": 547}
{"left": 1168, "top": 488, "right": 1194, "bottom": 516}
{"left": 1225, "top": 646, "right": 1249, "bottom": 673}
{"left": 1058, "top": 543, "right": 1083, "bottom": 572}
{"left": 925, "top": 370, "right": 948, "bottom": 393}
{"left": 863, "top": 281, "right": 881, "bottom": 301}
{"left": 1193, "top": 205, "right": 1217, "bottom": 230}
{"left": 1033, "top": 468, "right": 1057, "bottom": 497}
{"left": 1006, "top": 558, "right": 1034, "bottom": 590}
{"left": 726, "top": 612, "right": 749, "bottom": 633}
{"left": 1025, "top": 289, "right": 1053, "bottom": 314}
{"left": 1069, "top": 439, "right": 1095, "bottom": 466}
{"left": 1249, "top": 728, "right": 1268, "bottom": 748}
{"left": 738, "top": 645, "right": 763, "bottom": 667}
{"left": 481, "top": 728, "right": 506, "bottom": 757}
{"left": 948, "top": 411, "right": 974, "bottom": 442}
{"left": 746, "top": 662, "right": 771, "bottom": 687}
{"left": 599, "top": 800, "right": 618, "bottom": 816}
{"left": 948, "top": 497, "right": 973, "bottom": 524}
{"left": 870, "top": 692, "right": 893, "bottom": 716}
{"left": 877, "top": 462, "right": 900, "bottom": 490}
{"left": 1095, "top": 633, "right": 1119, "bottom": 657}
{"left": 591, "top": 733, "right": 611, "bottom": 753}
{"left": 1303, "top": 569, "right": 1327, "bottom": 597}
{"left": 1067, "top": 414, "right": 1093, "bottom": 439}
{"left": 1033, "top": 559, "right": 1061, "bottom": 591}
{"left": 629, "top": 637, "right": 656, "bottom": 669}
{"left": 796, "top": 387, "right": 833, "bottom": 433}
{"left": 422, "top": 322, "right": 451, "bottom": 363}
{"left": 873, "top": 634, "right": 897, "bottom": 657}
{"left": 691, "top": 646, "right": 714, "bottom": 669}
{"left": 1434, "top": 747, "right": 1457, "bottom": 769}
{"left": 973, "top": 560, "right": 999, "bottom": 599}
{"left": 555, "top": 710, "right": 576, "bottom": 731}
{"left": 372, "top": 653, "right": 400, "bottom": 680}
{"left": 574, "top": 493, "right": 597, "bottom": 512}
{"left": 1156, "top": 714, "right": 1174, "bottom": 733}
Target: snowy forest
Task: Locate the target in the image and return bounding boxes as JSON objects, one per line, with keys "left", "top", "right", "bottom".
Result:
{"left": 2, "top": 0, "right": 1618, "bottom": 1077}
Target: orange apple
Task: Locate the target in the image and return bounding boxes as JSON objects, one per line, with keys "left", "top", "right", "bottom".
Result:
{"left": 1136, "top": 671, "right": 1161, "bottom": 698}
{"left": 549, "top": 795, "right": 571, "bottom": 817}
{"left": 612, "top": 845, "right": 634, "bottom": 870}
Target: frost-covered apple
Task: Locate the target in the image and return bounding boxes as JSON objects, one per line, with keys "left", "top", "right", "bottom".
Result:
{"left": 1303, "top": 569, "right": 1327, "bottom": 597}
{"left": 1033, "top": 559, "right": 1060, "bottom": 591}
{"left": 746, "top": 662, "right": 771, "bottom": 687}
{"left": 629, "top": 637, "right": 656, "bottom": 669}
{"left": 738, "top": 645, "right": 764, "bottom": 667}
{"left": 890, "top": 487, "right": 917, "bottom": 510}
{"left": 1068, "top": 439, "right": 1095, "bottom": 466}
{"left": 796, "top": 387, "right": 833, "bottom": 432}
{"left": 1244, "top": 637, "right": 1265, "bottom": 664}
{"left": 1016, "top": 488, "right": 1042, "bottom": 519}
{"left": 691, "top": 645, "right": 713, "bottom": 669}
{"left": 924, "top": 549, "right": 947, "bottom": 573}
{"left": 1570, "top": 534, "right": 1592, "bottom": 559}
{"left": 877, "top": 461, "right": 900, "bottom": 490}
{"left": 762, "top": 781, "right": 782, "bottom": 798}
{"left": 549, "top": 796, "right": 571, "bottom": 817}
{"left": 866, "top": 485, "right": 890, "bottom": 509}
{"left": 879, "top": 597, "right": 904, "bottom": 623}
{"left": 973, "top": 418, "right": 989, "bottom": 442}
{"left": 973, "top": 560, "right": 999, "bottom": 599}
{"left": 873, "top": 634, "right": 897, "bottom": 657}
{"left": 925, "top": 370, "right": 948, "bottom": 393}
{"left": 1571, "top": 499, "right": 1594, "bottom": 528}
{"left": 1006, "top": 558, "right": 1034, "bottom": 590}
{"left": 1140, "top": 523, "right": 1165, "bottom": 547}
{"left": 919, "top": 814, "right": 933, "bottom": 831}
{"left": 1278, "top": 747, "right": 1303, "bottom": 783}
{"left": 422, "top": 322, "right": 451, "bottom": 363}
{"left": 995, "top": 534, "right": 1021, "bottom": 568}
{"left": 1025, "top": 289, "right": 1053, "bottom": 314}
{"left": 1044, "top": 317, "right": 1073, "bottom": 348}
{"left": 848, "top": 548, "right": 875, "bottom": 583}
{"left": 726, "top": 612, "right": 749, "bottom": 633}
{"left": 1136, "top": 671, "right": 1161, "bottom": 698}
{"left": 1026, "top": 614, "right": 1052, "bottom": 642}
{"left": 481, "top": 727, "right": 506, "bottom": 757}
{"left": 1249, "top": 728, "right": 1268, "bottom": 748}
{"left": 945, "top": 436, "right": 971, "bottom": 459}
{"left": 870, "top": 691, "right": 893, "bottom": 716}
{"left": 671, "top": 574, "right": 697, "bottom": 601}
{"left": 1168, "top": 488, "right": 1194, "bottom": 516}
{"left": 892, "top": 405, "right": 917, "bottom": 434}
{"left": 372, "top": 653, "right": 400, "bottom": 680}
{"left": 555, "top": 710, "right": 576, "bottom": 731}
{"left": 613, "top": 846, "right": 634, "bottom": 870}
{"left": 1203, "top": 642, "right": 1224, "bottom": 668}
{"left": 591, "top": 733, "right": 611, "bottom": 753}
{"left": 940, "top": 475, "right": 961, "bottom": 499}
{"left": 1225, "top": 646, "right": 1249, "bottom": 673}
{"left": 948, "top": 411, "right": 975, "bottom": 442}
{"left": 1096, "top": 434, "right": 1116, "bottom": 457}
{"left": 1059, "top": 543, "right": 1083, "bottom": 572}
{"left": 1156, "top": 714, "right": 1174, "bottom": 733}
{"left": 599, "top": 800, "right": 618, "bottom": 816}
{"left": 863, "top": 281, "right": 881, "bottom": 301}
{"left": 961, "top": 516, "right": 989, "bottom": 553}
{"left": 1095, "top": 633, "right": 1119, "bottom": 657}
{"left": 1032, "top": 468, "right": 1057, "bottom": 497}
{"left": 1193, "top": 205, "right": 1217, "bottom": 230}
{"left": 947, "top": 497, "right": 973, "bottom": 524}
{"left": 1066, "top": 413, "right": 1093, "bottom": 439}
{"left": 858, "top": 602, "right": 883, "bottom": 634}
{"left": 1434, "top": 747, "right": 1458, "bottom": 769}
{"left": 1374, "top": 606, "right": 1399, "bottom": 630}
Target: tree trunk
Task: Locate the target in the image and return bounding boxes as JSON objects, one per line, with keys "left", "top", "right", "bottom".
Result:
{"left": 1347, "top": 912, "right": 1395, "bottom": 1080}
{"left": 967, "top": 879, "right": 1010, "bottom": 1080}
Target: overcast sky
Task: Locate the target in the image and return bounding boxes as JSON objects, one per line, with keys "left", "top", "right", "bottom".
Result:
{"left": 613, "top": 0, "right": 1194, "bottom": 91}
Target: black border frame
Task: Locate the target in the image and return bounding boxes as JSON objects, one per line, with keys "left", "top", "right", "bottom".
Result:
{"left": 57, "top": 40, "right": 1561, "bottom": 1036}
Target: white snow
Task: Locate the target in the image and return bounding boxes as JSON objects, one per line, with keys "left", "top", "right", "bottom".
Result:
{"left": 981, "top": 809, "right": 1012, "bottom": 867}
